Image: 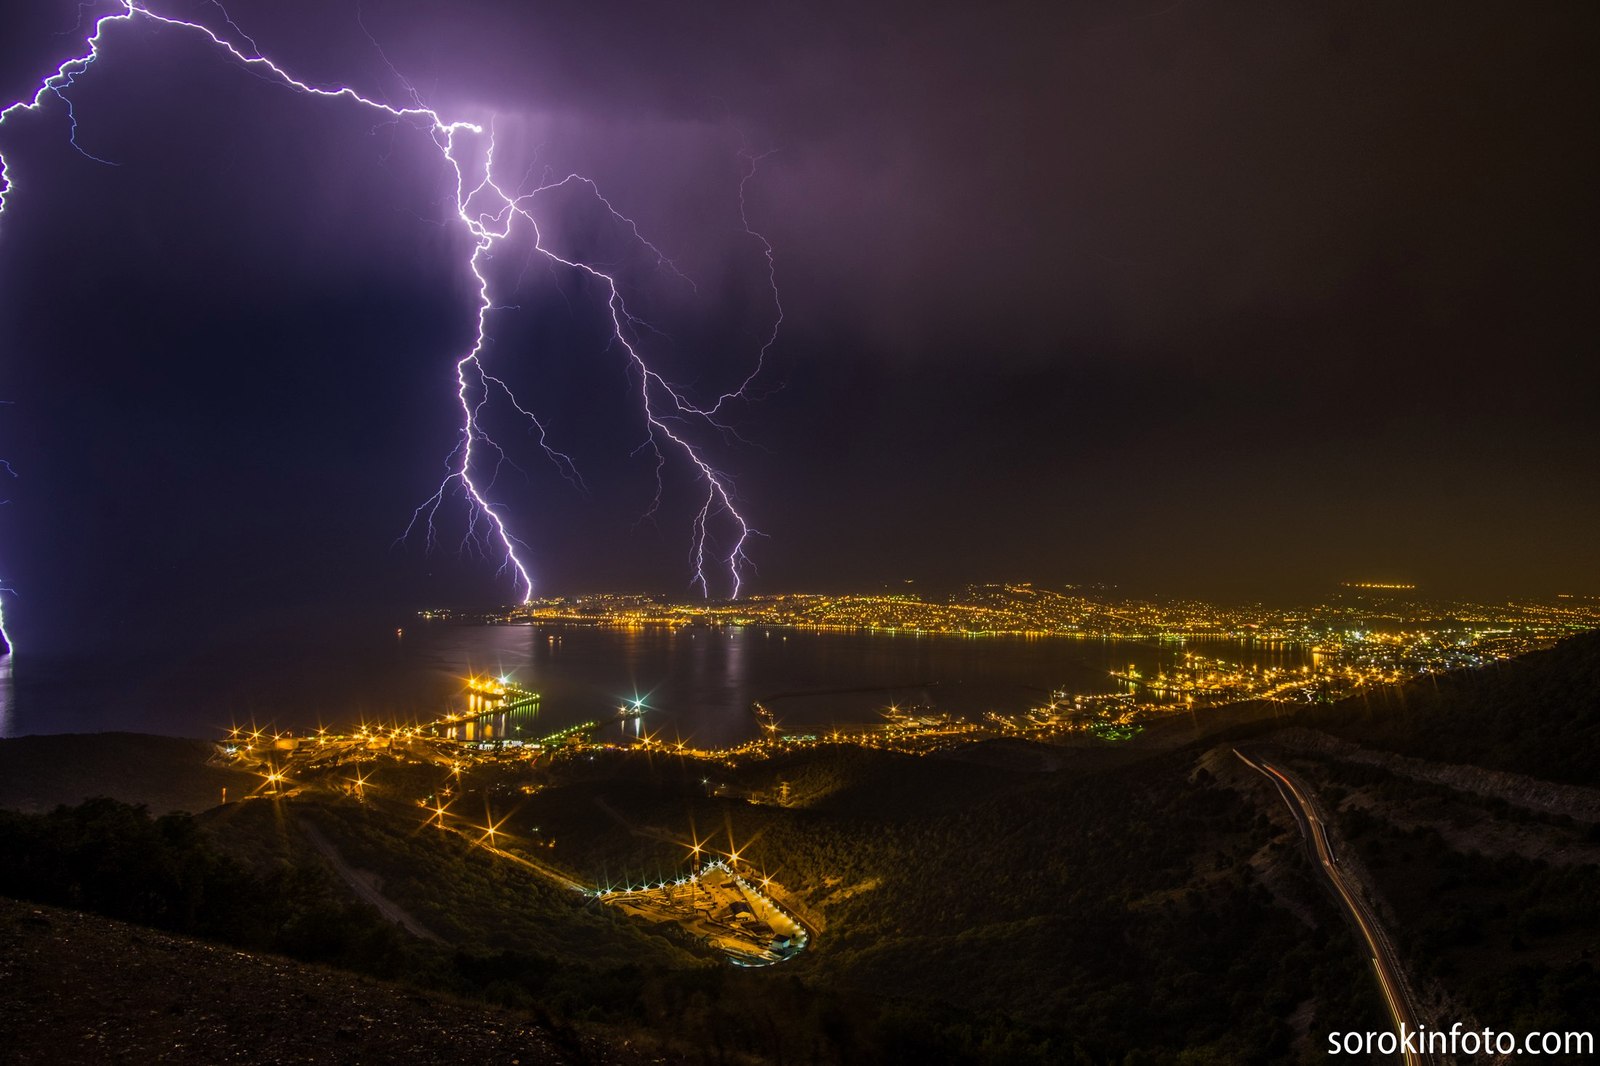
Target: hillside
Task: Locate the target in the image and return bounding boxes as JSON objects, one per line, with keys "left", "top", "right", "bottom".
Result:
{"left": 1305, "top": 628, "right": 1600, "bottom": 784}
{"left": 0, "top": 897, "right": 641, "bottom": 1065}
{"left": 2, "top": 632, "right": 1598, "bottom": 1062}
{"left": 0, "top": 732, "right": 256, "bottom": 815}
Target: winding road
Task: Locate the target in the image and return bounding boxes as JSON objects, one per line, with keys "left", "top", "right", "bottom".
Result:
{"left": 1235, "top": 749, "right": 1431, "bottom": 1066}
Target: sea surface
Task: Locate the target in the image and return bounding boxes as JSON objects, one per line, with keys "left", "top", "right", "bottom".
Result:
{"left": 0, "top": 622, "right": 1313, "bottom": 746}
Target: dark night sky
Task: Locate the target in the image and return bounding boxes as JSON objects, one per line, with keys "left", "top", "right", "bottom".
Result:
{"left": 0, "top": 0, "right": 1596, "bottom": 655}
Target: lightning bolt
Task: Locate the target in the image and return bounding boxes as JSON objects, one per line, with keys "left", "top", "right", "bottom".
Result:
{"left": 0, "top": 1, "right": 777, "bottom": 637}
{"left": 0, "top": 443, "right": 13, "bottom": 653}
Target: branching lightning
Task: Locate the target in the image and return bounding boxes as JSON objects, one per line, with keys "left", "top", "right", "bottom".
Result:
{"left": 0, "top": 1, "right": 779, "bottom": 643}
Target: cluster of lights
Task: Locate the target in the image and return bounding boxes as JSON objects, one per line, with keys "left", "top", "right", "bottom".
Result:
{"left": 465, "top": 587, "right": 1600, "bottom": 646}
{"left": 593, "top": 850, "right": 809, "bottom": 963}
{"left": 219, "top": 587, "right": 1596, "bottom": 784}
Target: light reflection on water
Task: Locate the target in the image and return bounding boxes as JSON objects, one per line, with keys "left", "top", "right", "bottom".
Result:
{"left": 0, "top": 623, "right": 1312, "bottom": 746}
{"left": 0, "top": 653, "right": 13, "bottom": 738}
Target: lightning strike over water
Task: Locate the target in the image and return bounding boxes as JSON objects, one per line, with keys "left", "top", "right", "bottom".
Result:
{"left": 0, "top": 1, "right": 778, "bottom": 640}
{"left": 0, "top": 452, "right": 13, "bottom": 654}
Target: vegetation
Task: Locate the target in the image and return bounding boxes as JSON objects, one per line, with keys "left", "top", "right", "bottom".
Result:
{"left": 4, "top": 631, "right": 1599, "bottom": 1062}
{"left": 0, "top": 797, "right": 409, "bottom": 974}
{"left": 1328, "top": 776, "right": 1600, "bottom": 1060}
{"left": 0, "top": 743, "right": 1388, "bottom": 1063}
{"left": 1306, "top": 629, "right": 1600, "bottom": 785}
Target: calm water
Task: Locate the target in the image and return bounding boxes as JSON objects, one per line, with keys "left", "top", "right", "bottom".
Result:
{"left": 0, "top": 623, "right": 1312, "bottom": 746}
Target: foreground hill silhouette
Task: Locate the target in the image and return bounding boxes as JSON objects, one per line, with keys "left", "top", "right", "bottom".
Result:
{"left": 1, "top": 630, "right": 1596, "bottom": 1063}
{"left": 1305, "top": 627, "right": 1600, "bottom": 784}
{"left": 0, "top": 897, "right": 636, "bottom": 1065}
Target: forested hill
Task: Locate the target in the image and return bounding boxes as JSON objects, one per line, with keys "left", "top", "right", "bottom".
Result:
{"left": 1304, "top": 628, "right": 1600, "bottom": 785}
{"left": 0, "top": 732, "right": 257, "bottom": 815}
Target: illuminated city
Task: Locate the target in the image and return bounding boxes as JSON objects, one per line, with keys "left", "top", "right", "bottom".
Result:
{"left": 211, "top": 582, "right": 1600, "bottom": 773}
{"left": 432, "top": 583, "right": 1600, "bottom": 716}
{"left": 1, "top": 0, "right": 1597, "bottom": 1062}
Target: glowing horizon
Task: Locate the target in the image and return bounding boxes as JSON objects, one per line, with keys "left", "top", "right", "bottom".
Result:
{"left": 0, "top": 1, "right": 780, "bottom": 649}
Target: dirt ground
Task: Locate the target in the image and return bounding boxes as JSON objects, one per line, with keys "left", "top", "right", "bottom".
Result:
{"left": 0, "top": 897, "right": 653, "bottom": 1065}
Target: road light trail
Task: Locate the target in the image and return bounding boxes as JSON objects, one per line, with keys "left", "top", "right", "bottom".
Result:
{"left": 1235, "top": 748, "right": 1431, "bottom": 1066}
